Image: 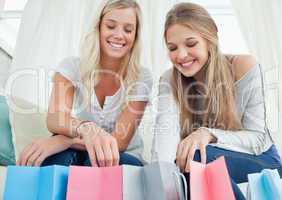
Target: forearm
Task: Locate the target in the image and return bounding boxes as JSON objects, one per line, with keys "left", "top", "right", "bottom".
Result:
{"left": 49, "top": 116, "right": 136, "bottom": 152}
{"left": 112, "top": 131, "right": 130, "bottom": 152}
{"left": 71, "top": 122, "right": 117, "bottom": 151}
{"left": 112, "top": 119, "right": 141, "bottom": 152}
{"left": 47, "top": 112, "right": 84, "bottom": 138}
{"left": 202, "top": 127, "right": 268, "bottom": 155}
{"left": 70, "top": 137, "right": 87, "bottom": 151}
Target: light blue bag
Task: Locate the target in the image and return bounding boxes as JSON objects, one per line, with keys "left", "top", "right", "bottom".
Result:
{"left": 3, "top": 165, "right": 69, "bottom": 200}
{"left": 247, "top": 169, "right": 282, "bottom": 200}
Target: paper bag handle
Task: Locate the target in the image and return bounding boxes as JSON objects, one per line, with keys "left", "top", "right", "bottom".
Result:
{"left": 173, "top": 171, "right": 188, "bottom": 200}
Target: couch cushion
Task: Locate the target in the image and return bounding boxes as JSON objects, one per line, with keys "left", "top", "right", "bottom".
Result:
{"left": 8, "top": 96, "right": 52, "bottom": 160}
{"left": 0, "top": 96, "right": 15, "bottom": 165}
{"left": 0, "top": 166, "right": 7, "bottom": 200}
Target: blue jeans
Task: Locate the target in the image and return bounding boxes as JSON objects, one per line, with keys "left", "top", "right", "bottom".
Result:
{"left": 185, "top": 145, "right": 282, "bottom": 200}
{"left": 42, "top": 148, "right": 143, "bottom": 167}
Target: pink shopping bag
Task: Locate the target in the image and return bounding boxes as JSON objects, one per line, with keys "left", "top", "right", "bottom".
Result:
{"left": 66, "top": 166, "right": 122, "bottom": 200}
{"left": 190, "top": 156, "right": 235, "bottom": 200}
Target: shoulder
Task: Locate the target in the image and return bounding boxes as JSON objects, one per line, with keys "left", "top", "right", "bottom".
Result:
{"left": 54, "top": 56, "right": 81, "bottom": 86}
{"left": 139, "top": 66, "right": 153, "bottom": 80}
{"left": 228, "top": 54, "right": 258, "bottom": 82}
{"left": 57, "top": 56, "right": 80, "bottom": 70}
{"left": 137, "top": 66, "right": 153, "bottom": 87}
{"left": 160, "top": 68, "right": 173, "bottom": 83}
{"left": 159, "top": 68, "right": 174, "bottom": 94}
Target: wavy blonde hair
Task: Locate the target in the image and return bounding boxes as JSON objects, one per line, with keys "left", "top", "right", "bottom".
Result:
{"left": 79, "top": 0, "right": 142, "bottom": 108}
{"left": 164, "top": 3, "right": 242, "bottom": 138}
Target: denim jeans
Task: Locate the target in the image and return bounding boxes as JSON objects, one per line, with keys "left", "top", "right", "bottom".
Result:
{"left": 42, "top": 148, "right": 143, "bottom": 167}
{"left": 185, "top": 145, "right": 282, "bottom": 200}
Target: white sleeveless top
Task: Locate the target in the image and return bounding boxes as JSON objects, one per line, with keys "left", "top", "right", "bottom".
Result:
{"left": 54, "top": 57, "right": 153, "bottom": 162}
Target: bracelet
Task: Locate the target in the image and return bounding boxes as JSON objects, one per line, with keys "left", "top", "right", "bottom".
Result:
{"left": 73, "top": 120, "right": 91, "bottom": 138}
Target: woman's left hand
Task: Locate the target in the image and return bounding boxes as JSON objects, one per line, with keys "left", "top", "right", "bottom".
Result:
{"left": 17, "top": 135, "right": 73, "bottom": 166}
{"left": 176, "top": 128, "right": 216, "bottom": 172}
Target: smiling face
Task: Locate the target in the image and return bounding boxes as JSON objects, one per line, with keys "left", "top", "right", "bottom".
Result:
{"left": 166, "top": 24, "right": 209, "bottom": 78}
{"left": 100, "top": 8, "right": 137, "bottom": 63}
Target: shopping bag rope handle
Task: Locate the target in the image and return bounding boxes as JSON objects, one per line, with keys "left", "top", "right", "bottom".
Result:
{"left": 173, "top": 171, "right": 188, "bottom": 200}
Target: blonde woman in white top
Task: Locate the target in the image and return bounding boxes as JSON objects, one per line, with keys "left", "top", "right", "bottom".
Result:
{"left": 17, "top": 0, "right": 152, "bottom": 167}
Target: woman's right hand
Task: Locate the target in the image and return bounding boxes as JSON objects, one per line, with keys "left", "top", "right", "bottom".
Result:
{"left": 17, "top": 135, "right": 73, "bottom": 166}
{"left": 77, "top": 122, "right": 120, "bottom": 167}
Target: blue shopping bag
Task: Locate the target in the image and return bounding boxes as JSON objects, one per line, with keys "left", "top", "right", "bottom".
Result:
{"left": 3, "top": 165, "right": 69, "bottom": 200}
{"left": 247, "top": 169, "right": 282, "bottom": 200}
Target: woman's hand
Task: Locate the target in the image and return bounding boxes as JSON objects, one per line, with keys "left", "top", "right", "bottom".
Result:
{"left": 17, "top": 135, "right": 73, "bottom": 166}
{"left": 176, "top": 128, "right": 216, "bottom": 172}
{"left": 78, "top": 122, "right": 119, "bottom": 167}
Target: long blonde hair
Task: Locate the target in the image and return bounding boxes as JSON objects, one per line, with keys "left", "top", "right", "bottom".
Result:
{"left": 164, "top": 3, "right": 242, "bottom": 138}
{"left": 79, "top": 0, "right": 142, "bottom": 108}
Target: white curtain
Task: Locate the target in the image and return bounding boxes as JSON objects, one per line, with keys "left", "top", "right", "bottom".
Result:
{"left": 7, "top": 0, "right": 83, "bottom": 107}
{"left": 7, "top": 0, "right": 179, "bottom": 108}
{"left": 231, "top": 0, "right": 282, "bottom": 151}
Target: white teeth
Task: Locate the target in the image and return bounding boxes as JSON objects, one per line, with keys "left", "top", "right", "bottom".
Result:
{"left": 109, "top": 42, "right": 124, "bottom": 49}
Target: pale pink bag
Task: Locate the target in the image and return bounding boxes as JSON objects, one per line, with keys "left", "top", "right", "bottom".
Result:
{"left": 66, "top": 166, "right": 122, "bottom": 200}
{"left": 190, "top": 156, "right": 235, "bottom": 200}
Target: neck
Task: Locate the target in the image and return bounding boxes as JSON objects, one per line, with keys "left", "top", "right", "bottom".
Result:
{"left": 193, "top": 65, "right": 208, "bottom": 94}
{"left": 100, "top": 54, "right": 123, "bottom": 73}
{"left": 193, "top": 66, "right": 206, "bottom": 84}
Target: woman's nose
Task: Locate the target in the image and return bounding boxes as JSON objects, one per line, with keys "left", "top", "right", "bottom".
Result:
{"left": 176, "top": 48, "right": 189, "bottom": 63}
{"left": 113, "top": 28, "right": 124, "bottom": 40}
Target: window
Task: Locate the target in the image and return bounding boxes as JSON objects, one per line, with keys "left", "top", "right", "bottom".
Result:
{"left": 190, "top": 0, "right": 249, "bottom": 54}
{"left": 3, "top": 0, "right": 28, "bottom": 10}
{"left": 0, "top": 0, "right": 27, "bottom": 55}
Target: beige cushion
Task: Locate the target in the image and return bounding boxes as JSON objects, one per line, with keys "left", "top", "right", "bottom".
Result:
{"left": 8, "top": 97, "right": 51, "bottom": 160}
{"left": 0, "top": 166, "right": 7, "bottom": 200}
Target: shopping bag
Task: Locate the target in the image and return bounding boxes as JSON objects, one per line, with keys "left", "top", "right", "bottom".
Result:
{"left": 66, "top": 166, "right": 122, "bottom": 200}
{"left": 190, "top": 156, "right": 235, "bottom": 200}
{"left": 247, "top": 169, "right": 282, "bottom": 200}
{"left": 122, "top": 165, "right": 145, "bottom": 200}
{"left": 3, "top": 165, "right": 68, "bottom": 200}
{"left": 123, "top": 162, "right": 187, "bottom": 200}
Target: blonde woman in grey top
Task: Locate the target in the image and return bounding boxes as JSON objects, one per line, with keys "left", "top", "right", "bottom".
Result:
{"left": 17, "top": 0, "right": 152, "bottom": 167}
{"left": 152, "top": 2, "right": 282, "bottom": 200}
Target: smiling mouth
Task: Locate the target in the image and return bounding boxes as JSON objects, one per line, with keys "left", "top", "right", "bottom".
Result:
{"left": 107, "top": 41, "right": 125, "bottom": 49}
{"left": 179, "top": 59, "right": 196, "bottom": 68}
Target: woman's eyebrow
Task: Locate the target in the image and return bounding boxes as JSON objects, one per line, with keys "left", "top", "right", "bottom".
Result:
{"left": 105, "top": 18, "right": 135, "bottom": 27}
{"left": 186, "top": 37, "right": 196, "bottom": 41}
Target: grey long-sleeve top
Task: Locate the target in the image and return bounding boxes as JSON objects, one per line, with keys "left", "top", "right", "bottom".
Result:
{"left": 152, "top": 64, "right": 274, "bottom": 163}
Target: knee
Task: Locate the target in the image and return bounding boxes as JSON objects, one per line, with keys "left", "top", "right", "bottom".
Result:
{"left": 42, "top": 149, "right": 79, "bottom": 166}
{"left": 192, "top": 146, "right": 218, "bottom": 163}
{"left": 193, "top": 150, "right": 201, "bottom": 162}
{"left": 83, "top": 159, "right": 91, "bottom": 166}
{"left": 119, "top": 153, "right": 143, "bottom": 166}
